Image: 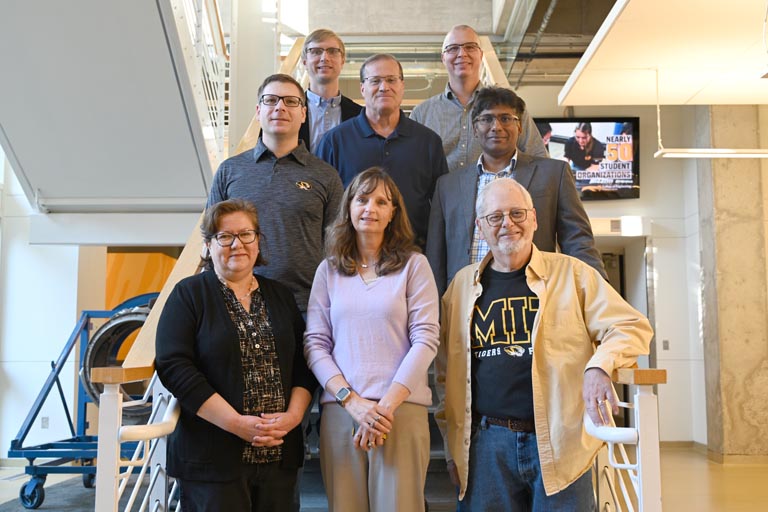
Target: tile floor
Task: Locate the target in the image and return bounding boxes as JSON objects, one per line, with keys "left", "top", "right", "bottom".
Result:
{"left": 1, "top": 444, "right": 767, "bottom": 510}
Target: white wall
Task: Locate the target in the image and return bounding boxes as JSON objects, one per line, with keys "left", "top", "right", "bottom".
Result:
{"left": 0, "top": 162, "right": 81, "bottom": 460}
{"left": 519, "top": 85, "right": 706, "bottom": 443}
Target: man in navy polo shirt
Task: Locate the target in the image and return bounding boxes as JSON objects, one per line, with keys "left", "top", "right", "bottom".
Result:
{"left": 317, "top": 54, "right": 448, "bottom": 248}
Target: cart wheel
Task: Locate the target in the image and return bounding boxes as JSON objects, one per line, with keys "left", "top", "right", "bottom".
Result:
{"left": 19, "top": 481, "right": 45, "bottom": 509}
{"left": 83, "top": 472, "right": 96, "bottom": 488}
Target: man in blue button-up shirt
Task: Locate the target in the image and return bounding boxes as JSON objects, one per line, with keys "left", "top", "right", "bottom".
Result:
{"left": 299, "top": 28, "right": 362, "bottom": 153}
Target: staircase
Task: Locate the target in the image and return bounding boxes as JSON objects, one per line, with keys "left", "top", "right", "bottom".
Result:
{"left": 82, "top": 4, "right": 665, "bottom": 511}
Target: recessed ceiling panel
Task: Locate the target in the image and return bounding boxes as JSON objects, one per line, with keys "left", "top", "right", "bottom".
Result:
{"left": 0, "top": 0, "right": 211, "bottom": 212}
{"left": 559, "top": 0, "right": 768, "bottom": 106}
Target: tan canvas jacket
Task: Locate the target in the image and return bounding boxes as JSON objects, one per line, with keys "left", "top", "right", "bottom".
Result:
{"left": 435, "top": 245, "right": 653, "bottom": 498}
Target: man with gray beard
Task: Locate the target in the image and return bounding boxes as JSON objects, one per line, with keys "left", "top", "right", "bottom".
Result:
{"left": 435, "top": 177, "right": 652, "bottom": 510}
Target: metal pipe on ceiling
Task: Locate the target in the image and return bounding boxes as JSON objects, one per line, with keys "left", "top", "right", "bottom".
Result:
{"left": 512, "top": 0, "right": 560, "bottom": 89}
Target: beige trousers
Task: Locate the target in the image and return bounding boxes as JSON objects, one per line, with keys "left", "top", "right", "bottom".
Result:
{"left": 319, "top": 402, "right": 430, "bottom": 512}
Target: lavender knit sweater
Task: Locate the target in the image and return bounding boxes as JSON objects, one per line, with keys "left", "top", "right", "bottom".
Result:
{"left": 304, "top": 253, "right": 440, "bottom": 406}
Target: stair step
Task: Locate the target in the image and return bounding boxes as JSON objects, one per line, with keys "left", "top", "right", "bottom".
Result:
{"left": 300, "top": 458, "right": 456, "bottom": 511}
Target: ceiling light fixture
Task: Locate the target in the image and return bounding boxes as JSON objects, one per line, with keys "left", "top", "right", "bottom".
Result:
{"left": 654, "top": 69, "right": 768, "bottom": 159}
{"left": 654, "top": 148, "right": 768, "bottom": 159}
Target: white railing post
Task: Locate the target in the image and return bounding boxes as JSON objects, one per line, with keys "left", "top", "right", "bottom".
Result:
{"left": 585, "top": 368, "right": 666, "bottom": 512}
{"left": 634, "top": 385, "right": 662, "bottom": 512}
{"left": 149, "top": 382, "right": 172, "bottom": 511}
{"left": 595, "top": 446, "right": 615, "bottom": 511}
{"left": 95, "top": 383, "right": 123, "bottom": 512}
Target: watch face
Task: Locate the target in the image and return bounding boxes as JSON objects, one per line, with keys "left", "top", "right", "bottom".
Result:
{"left": 336, "top": 387, "right": 351, "bottom": 403}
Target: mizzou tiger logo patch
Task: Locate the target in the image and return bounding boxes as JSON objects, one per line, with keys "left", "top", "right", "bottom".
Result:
{"left": 295, "top": 181, "right": 311, "bottom": 190}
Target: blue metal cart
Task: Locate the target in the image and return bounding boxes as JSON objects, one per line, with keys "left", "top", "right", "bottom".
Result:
{"left": 7, "top": 293, "right": 159, "bottom": 509}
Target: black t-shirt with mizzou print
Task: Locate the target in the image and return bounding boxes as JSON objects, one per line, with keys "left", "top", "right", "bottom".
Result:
{"left": 471, "top": 265, "right": 539, "bottom": 421}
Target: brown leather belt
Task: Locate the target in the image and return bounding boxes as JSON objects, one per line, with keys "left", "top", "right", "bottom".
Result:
{"left": 476, "top": 414, "right": 536, "bottom": 433}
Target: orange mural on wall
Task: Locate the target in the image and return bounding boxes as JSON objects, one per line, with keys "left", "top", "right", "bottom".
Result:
{"left": 105, "top": 247, "right": 182, "bottom": 359}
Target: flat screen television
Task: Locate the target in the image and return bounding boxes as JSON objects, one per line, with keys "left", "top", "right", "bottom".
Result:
{"left": 535, "top": 117, "right": 640, "bottom": 200}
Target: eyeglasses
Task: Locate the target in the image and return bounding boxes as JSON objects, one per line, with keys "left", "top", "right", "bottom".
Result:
{"left": 213, "top": 230, "right": 258, "bottom": 247}
{"left": 442, "top": 42, "right": 482, "bottom": 55}
{"left": 473, "top": 114, "right": 520, "bottom": 128}
{"left": 259, "top": 94, "right": 304, "bottom": 108}
{"left": 362, "top": 75, "right": 403, "bottom": 87}
{"left": 483, "top": 209, "right": 532, "bottom": 227}
{"left": 306, "top": 47, "right": 343, "bottom": 58}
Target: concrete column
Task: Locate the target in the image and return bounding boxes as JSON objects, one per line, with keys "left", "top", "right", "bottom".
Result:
{"left": 698, "top": 104, "right": 768, "bottom": 462}
{"left": 228, "top": 0, "right": 279, "bottom": 153}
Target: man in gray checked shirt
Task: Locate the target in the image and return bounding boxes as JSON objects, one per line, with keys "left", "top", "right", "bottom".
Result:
{"left": 411, "top": 25, "right": 548, "bottom": 173}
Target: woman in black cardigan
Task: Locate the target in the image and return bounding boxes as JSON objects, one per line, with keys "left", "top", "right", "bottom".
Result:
{"left": 156, "top": 199, "right": 316, "bottom": 511}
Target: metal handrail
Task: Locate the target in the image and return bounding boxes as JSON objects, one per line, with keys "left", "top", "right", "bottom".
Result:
{"left": 120, "top": 396, "right": 180, "bottom": 442}
{"left": 584, "top": 408, "right": 639, "bottom": 445}
{"left": 586, "top": 369, "right": 666, "bottom": 512}
{"left": 206, "top": 0, "right": 229, "bottom": 61}
{"left": 175, "top": 0, "right": 229, "bottom": 158}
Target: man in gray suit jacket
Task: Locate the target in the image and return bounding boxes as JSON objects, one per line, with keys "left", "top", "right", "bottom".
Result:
{"left": 426, "top": 87, "right": 607, "bottom": 296}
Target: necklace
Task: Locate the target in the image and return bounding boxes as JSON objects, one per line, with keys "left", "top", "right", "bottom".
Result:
{"left": 235, "top": 276, "right": 257, "bottom": 301}
{"left": 359, "top": 260, "right": 377, "bottom": 269}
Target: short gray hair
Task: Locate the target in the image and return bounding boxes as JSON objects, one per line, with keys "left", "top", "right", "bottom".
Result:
{"left": 476, "top": 177, "right": 533, "bottom": 217}
{"left": 359, "top": 54, "right": 403, "bottom": 82}
{"left": 442, "top": 24, "right": 480, "bottom": 51}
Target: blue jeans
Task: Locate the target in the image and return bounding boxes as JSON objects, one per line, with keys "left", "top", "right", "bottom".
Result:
{"left": 458, "top": 420, "right": 595, "bottom": 512}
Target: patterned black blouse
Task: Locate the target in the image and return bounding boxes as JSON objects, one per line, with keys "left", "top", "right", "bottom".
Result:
{"left": 218, "top": 278, "right": 286, "bottom": 464}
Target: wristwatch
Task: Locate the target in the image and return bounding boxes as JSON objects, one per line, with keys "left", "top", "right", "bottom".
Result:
{"left": 335, "top": 387, "right": 352, "bottom": 407}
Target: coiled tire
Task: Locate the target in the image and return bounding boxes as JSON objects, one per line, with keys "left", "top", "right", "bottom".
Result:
{"left": 80, "top": 305, "right": 152, "bottom": 425}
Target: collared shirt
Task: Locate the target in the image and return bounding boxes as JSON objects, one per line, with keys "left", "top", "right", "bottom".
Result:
{"left": 435, "top": 245, "right": 652, "bottom": 498}
{"left": 410, "top": 83, "right": 549, "bottom": 173}
{"left": 306, "top": 89, "right": 342, "bottom": 153}
{"left": 218, "top": 279, "right": 284, "bottom": 464}
{"left": 469, "top": 154, "right": 517, "bottom": 263}
{"left": 316, "top": 109, "right": 449, "bottom": 248}
{"left": 208, "top": 139, "right": 343, "bottom": 311}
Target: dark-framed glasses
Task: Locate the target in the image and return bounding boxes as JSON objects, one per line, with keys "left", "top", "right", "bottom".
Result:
{"left": 473, "top": 114, "right": 520, "bottom": 128}
{"left": 306, "top": 47, "right": 343, "bottom": 58}
{"left": 483, "top": 209, "right": 531, "bottom": 227}
{"left": 442, "top": 42, "right": 482, "bottom": 55}
{"left": 214, "top": 230, "right": 258, "bottom": 247}
{"left": 259, "top": 94, "right": 304, "bottom": 108}
{"left": 362, "top": 75, "right": 403, "bottom": 87}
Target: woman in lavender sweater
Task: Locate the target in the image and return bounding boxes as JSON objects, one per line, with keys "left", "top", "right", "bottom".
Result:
{"left": 304, "top": 167, "right": 440, "bottom": 512}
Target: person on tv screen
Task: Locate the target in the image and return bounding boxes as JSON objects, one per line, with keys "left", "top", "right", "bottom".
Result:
{"left": 564, "top": 122, "right": 605, "bottom": 171}
{"left": 535, "top": 121, "right": 552, "bottom": 150}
